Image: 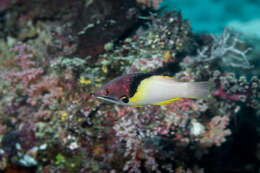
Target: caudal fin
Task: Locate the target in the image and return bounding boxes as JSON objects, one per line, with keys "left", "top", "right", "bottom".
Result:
{"left": 186, "top": 81, "right": 210, "bottom": 99}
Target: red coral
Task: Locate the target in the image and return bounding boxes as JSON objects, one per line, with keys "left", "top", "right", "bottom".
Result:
{"left": 1, "top": 43, "right": 68, "bottom": 121}
{"left": 212, "top": 88, "right": 241, "bottom": 101}
{"left": 27, "top": 74, "right": 63, "bottom": 106}
{"left": 3, "top": 42, "right": 44, "bottom": 91}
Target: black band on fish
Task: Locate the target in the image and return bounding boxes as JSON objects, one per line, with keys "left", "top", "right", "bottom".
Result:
{"left": 129, "top": 73, "right": 153, "bottom": 97}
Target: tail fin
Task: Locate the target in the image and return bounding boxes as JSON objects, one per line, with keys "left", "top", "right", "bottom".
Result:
{"left": 186, "top": 81, "right": 210, "bottom": 99}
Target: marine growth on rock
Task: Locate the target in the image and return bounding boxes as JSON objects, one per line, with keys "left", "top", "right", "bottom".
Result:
{"left": 0, "top": 1, "right": 259, "bottom": 172}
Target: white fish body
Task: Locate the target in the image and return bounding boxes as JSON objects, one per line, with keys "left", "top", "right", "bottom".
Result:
{"left": 129, "top": 76, "right": 209, "bottom": 105}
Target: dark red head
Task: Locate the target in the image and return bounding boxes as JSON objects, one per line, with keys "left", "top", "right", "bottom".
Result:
{"left": 94, "top": 73, "right": 153, "bottom": 105}
{"left": 94, "top": 74, "right": 134, "bottom": 105}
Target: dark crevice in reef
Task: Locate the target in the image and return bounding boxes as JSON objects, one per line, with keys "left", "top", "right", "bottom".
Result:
{"left": 199, "top": 107, "right": 258, "bottom": 173}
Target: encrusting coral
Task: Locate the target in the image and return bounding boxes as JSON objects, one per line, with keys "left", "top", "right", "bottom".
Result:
{"left": 0, "top": 4, "right": 259, "bottom": 173}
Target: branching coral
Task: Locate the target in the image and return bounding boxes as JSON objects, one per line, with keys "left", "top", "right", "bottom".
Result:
{"left": 183, "top": 29, "right": 253, "bottom": 69}
{"left": 96, "top": 98, "right": 226, "bottom": 172}
{"left": 0, "top": 41, "right": 95, "bottom": 169}
{"left": 200, "top": 115, "right": 231, "bottom": 147}
{"left": 1, "top": 42, "right": 44, "bottom": 91}
{"left": 0, "top": 43, "right": 64, "bottom": 121}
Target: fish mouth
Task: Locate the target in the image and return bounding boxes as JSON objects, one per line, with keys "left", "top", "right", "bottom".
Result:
{"left": 94, "top": 95, "right": 135, "bottom": 106}
{"left": 94, "top": 95, "right": 125, "bottom": 105}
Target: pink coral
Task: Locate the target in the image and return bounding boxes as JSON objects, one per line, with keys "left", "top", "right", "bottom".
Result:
{"left": 27, "top": 74, "right": 63, "bottom": 106}
{"left": 0, "top": 0, "right": 11, "bottom": 9}
{"left": 212, "top": 88, "right": 241, "bottom": 101}
{"left": 200, "top": 115, "right": 231, "bottom": 147}
{"left": 3, "top": 42, "right": 44, "bottom": 91}
{"left": 1, "top": 43, "right": 70, "bottom": 121}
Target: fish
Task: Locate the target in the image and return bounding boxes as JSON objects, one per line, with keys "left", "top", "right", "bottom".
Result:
{"left": 93, "top": 73, "right": 210, "bottom": 106}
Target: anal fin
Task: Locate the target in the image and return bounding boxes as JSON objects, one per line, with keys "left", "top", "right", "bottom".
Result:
{"left": 130, "top": 105, "right": 144, "bottom": 107}
{"left": 153, "top": 97, "right": 183, "bottom": 106}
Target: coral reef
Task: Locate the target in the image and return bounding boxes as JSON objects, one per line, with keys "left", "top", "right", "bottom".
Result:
{"left": 136, "top": 0, "right": 163, "bottom": 9}
{"left": 0, "top": 1, "right": 259, "bottom": 173}
{"left": 187, "top": 29, "right": 253, "bottom": 69}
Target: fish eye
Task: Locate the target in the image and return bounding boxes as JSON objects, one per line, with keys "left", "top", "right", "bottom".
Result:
{"left": 120, "top": 96, "right": 129, "bottom": 103}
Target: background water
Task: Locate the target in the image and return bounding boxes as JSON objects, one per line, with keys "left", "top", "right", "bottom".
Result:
{"left": 161, "top": 0, "right": 260, "bottom": 36}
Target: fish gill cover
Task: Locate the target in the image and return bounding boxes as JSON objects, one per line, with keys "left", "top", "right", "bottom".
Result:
{"left": 0, "top": 0, "right": 259, "bottom": 172}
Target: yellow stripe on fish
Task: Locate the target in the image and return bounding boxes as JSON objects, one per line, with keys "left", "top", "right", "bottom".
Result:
{"left": 153, "top": 97, "right": 183, "bottom": 105}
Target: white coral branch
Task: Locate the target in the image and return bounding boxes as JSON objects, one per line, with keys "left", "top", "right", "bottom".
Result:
{"left": 195, "top": 29, "right": 253, "bottom": 69}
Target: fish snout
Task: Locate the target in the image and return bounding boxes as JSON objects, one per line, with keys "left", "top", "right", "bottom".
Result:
{"left": 93, "top": 88, "right": 106, "bottom": 98}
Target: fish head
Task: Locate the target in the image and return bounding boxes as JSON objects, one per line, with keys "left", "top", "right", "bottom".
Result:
{"left": 94, "top": 74, "right": 134, "bottom": 105}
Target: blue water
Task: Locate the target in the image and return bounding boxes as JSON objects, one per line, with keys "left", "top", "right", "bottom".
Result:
{"left": 161, "top": 0, "right": 260, "bottom": 34}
